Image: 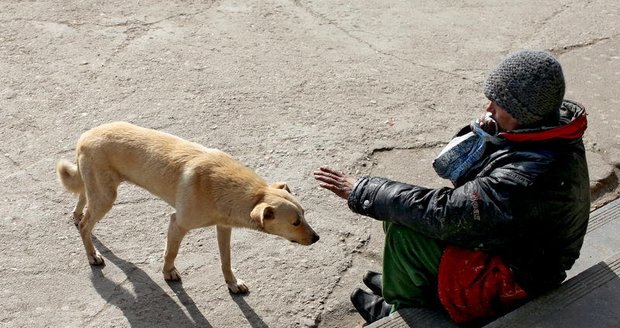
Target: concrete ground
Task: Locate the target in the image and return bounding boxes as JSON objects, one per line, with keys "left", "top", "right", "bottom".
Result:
{"left": 0, "top": 1, "right": 618, "bottom": 327}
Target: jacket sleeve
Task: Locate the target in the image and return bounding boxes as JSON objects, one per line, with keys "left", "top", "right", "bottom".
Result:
{"left": 347, "top": 161, "right": 545, "bottom": 249}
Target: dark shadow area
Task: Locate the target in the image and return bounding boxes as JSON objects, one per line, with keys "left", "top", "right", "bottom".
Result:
{"left": 90, "top": 236, "right": 212, "bottom": 328}
{"left": 166, "top": 280, "right": 213, "bottom": 327}
{"left": 481, "top": 255, "right": 620, "bottom": 328}
{"left": 397, "top": 306, "right": 459, "bottom": 328}
{"left": 524, "top": 260, "right": 620, "bottom": 327}
{"left": 230, "top": 292, "right": 269, "bottom": 328}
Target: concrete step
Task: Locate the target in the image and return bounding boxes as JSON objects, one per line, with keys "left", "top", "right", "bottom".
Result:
{"left": 365, "top": 306, "right": 456, "bottom": 328}
{"left": 367, "top": 198, "right": 620, "bottom": 328}
{"left": 566, "top": 197, "right": 620, "bottom": 279}
{"left": 484, "top": 253, "right": 620, "bottom": 328}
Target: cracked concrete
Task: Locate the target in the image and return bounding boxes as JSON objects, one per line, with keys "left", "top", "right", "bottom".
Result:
{"left": 1, "top": 0, "right": 619, "bottom": 327}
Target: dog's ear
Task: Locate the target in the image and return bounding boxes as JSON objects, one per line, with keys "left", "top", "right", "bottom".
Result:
{"left": 250, "top": 203, "right": 275, "bottom": 227}
{"left": 270, "top": 182, "right": 290, "bottom": 193}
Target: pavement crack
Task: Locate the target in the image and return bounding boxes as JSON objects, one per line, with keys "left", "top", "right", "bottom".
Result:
{"left": 312, "top": 251, "right": 353, "bottom": 327}
{"left": 0, "top": 150, "right": 20, "bottom": 168}
{"left": 95, "top": 4, "right": 217, "bottom": 65}
{"left": 311, "top": 229, "right": 374, "bottom": 326}
{"left": 292, "top": 0, "right": 475, "bottom": 83}
{"left": 114, "top": 197, "right": 156, "bottom": 206}
{"left": 551, "top": 35, "right": 618, "bottom": 56}
{"left": 541, "top": 4, "right": 571, "bottom": 26}
{"left": 591, "top": 168, "right": 619, "bottom": 202}
{"left": 352, "top": 233, "right": 372, "bottom": 253}
{"left": 369, "top": 142, "right": 445, "bottom": 155}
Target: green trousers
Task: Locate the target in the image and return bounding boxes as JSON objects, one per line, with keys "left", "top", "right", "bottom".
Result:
{"left": 382, "top": 222, "right": 444, "bottom": 312}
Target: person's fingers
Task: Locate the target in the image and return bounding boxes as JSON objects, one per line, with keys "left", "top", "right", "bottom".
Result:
{"left": 314, "top": 170, "right": 346, "bottom": 182}
{"left": 313, "top": 171, "right": 338, "bottom": 182}
{"left": 317, "top": 182, "right": 342, "bottom": 195}
{"left": 317, "top": 182, "right": 331, "bottom": 189}
{"left": 312, "top": 170, "right": 328, "bottom": 177}
{"left": 314, "top": 167, "right": 354, "bottom": 200}
{"left": 320, "top": 184, "right": 338, "bottom": 192}
{"left": 319, "top": 166, "right": 345, "bottom": 177}
{"left": 315, "top": 176, "right": 341, "bottom": 188}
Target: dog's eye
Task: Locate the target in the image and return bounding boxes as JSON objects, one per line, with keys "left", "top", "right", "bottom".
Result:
{"left": 292, "top": 220, "right": 301, "bottom": 226}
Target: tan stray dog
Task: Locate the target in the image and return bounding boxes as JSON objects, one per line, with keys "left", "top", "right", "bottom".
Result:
{"left": 56, "top": 122, "right": 319, "bottom": 293}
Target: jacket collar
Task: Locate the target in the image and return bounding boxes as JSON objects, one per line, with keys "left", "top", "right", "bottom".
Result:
{"left": 499, "top": 100, "right": 587, "bottom": 142}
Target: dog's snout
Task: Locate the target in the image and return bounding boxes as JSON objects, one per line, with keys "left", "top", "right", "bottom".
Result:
{"left": 293, "top": 233, "right": 320, "bottom": 246}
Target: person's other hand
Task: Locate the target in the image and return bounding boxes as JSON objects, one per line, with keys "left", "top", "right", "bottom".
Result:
{"left": 313, "top": 166, "right": 357, "bottom": 200}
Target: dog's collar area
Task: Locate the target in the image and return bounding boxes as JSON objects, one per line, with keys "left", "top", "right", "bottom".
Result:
{"left": 249, "top": 217, "right": 265, "bottom": 232}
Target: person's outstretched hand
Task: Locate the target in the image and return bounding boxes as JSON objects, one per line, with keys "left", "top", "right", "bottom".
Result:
{"left": 313, "top": 166, "right": 357, "bottom": 200}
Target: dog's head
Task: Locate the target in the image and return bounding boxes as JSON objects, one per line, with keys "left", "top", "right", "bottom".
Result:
{"left": 250, "top": 182, "right": 319, "bottom": 245}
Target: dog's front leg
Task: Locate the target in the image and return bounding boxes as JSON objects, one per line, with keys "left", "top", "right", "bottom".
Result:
{"left": 217, "top": 225, "right": 249, "bottom": 294}
{"left": 163, "top": 213, "right": 188, "bottom": 281}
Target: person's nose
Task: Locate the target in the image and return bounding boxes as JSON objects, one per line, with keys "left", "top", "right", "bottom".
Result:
{"left": 484, "top": 101, "right": 495, "bottom": 114}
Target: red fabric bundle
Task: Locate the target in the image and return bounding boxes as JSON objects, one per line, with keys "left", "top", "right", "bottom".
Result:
{"left": 438, "top": 246, "right": 528, "bottom": 324}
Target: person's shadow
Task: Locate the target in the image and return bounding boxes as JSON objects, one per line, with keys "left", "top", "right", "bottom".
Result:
{"left": 90, "top": 236, "right": 212, "bottom": 328}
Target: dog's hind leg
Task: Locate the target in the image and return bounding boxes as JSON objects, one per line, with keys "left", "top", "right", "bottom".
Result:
{"left": 217, "top": 225, "right": 249, "bottom": 294}
{"left": 79, "top": 191, "right": 115, "bottom": 266}
{"left": 78, "top": 164, "right": 118, "bottom": 266}
{"left": 163, "top": 213, "right": 188, "bottom": 281}
{"left": 72, "top": 193, "right": 86, "bottom": 226}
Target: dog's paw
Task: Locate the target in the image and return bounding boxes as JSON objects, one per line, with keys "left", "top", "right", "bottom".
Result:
{"left": 163, "top": 267, "right": 182, "bottom": 281}
{"left": 88, "top": 252, "right": 105, "bottom": 266}
{"left": 227, "top": 279, "right": 249, "bottom": 294}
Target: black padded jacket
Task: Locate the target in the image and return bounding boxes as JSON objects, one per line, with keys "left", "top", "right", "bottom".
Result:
{"left": 347, "top": 100, "right": 590, "bottom": 295}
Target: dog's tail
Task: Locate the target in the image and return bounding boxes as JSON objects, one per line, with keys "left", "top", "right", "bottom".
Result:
{"left": 56, "top": 159, "right": 84, "bottom": 194}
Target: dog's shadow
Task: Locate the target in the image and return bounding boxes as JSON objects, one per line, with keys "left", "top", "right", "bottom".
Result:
{"left": 90, "top": 236, "right": 212, "bottom": 328}
{"left": 230, "top": 293, "right": 270, "bottom": 328}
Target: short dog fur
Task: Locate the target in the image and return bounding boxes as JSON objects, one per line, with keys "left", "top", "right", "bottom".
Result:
{"left": 56, "top": 121, "right": 319, "bottom": 293}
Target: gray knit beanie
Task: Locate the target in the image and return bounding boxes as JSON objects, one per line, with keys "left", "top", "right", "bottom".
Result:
{"left": 484, "top": 50, "right": 565, "bottom": 127}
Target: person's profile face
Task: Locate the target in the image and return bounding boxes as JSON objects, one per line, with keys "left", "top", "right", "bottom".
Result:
{"left": 483, "top": 101, "right": 520, "bottom": 132}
